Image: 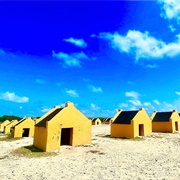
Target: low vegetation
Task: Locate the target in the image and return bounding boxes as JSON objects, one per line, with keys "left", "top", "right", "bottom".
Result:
{"left": 0, "top": 134, "right": 21, "bottom": 141}
{"left": 11, "top": 145, "right": 57, "bottom": 158}
{"left": 111, "top": 136, "right": 145, "bottom": 141}
{"left": 0, "top": 115, "right": 22, "bottom": 122}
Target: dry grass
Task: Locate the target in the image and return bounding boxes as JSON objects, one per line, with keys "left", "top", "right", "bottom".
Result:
{"left": 110, "top": 136, "right": 145, "bottom": 141}
{"left": 11, "top": 145, "right": 57, "bottom": 158}
{"left": 0, "top": 134, "right": 21, "bottom": 141}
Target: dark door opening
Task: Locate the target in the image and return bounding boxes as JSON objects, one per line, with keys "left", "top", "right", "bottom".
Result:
{"left": 97, "top": 122, "right": 99, "bottom": 125}
{"left": 139, "top": 124, "right": 144, "bottom": 136}
{"left": 60, "top": 128, "right": 73, "bottom": 145}
{"left": 175, "top": 122, "right": 178, "bottom": 131}
{"left": 22, "top": 128, "right": 30, "bottom": 137}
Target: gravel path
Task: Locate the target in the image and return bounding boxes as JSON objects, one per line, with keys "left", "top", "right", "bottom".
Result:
{"left": 1, "top": 124, "right": 180, "bottom": 180}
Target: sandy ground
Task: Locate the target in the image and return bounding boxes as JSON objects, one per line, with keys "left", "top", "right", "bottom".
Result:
{"left": 1, "top": 124, "right": 180, "bottom": 180}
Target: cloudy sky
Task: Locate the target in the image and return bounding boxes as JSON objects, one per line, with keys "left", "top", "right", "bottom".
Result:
{"left": 0, "top": 0, "right": 180, "bottom": 117}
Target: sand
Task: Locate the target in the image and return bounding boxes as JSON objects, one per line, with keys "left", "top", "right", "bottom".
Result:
{"left": 1, "top": 124, "right": 180, "bottom": 180}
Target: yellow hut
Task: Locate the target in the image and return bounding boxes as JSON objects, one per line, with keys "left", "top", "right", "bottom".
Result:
{"left": 111, "top": 108, "right": 152, "bottom": 138}
{"left": 11, "top": 117, "right": 35, "bottom": 138}
{"left": 151, "top": 110, "right": 180, "bottom": 133}
{"left": 33, "top": 102, "right": 92, "bottom": 152}
{"left": 0, "top": 120, "right": 10, "bottom": 132}
{"left": 4, "top": 120, "right": 18, "bottom": 134}
{"left": 92, "top": 118, "right": 101, "bottom": 125}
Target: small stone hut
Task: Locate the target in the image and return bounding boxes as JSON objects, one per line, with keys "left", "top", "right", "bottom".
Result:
{"left": 33, "top": 102, "right": 92, "bottom": 152}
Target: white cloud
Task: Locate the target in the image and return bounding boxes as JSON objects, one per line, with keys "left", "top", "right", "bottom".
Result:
{"left": 129, "top": 106, "right": 137, "bottom": 110}
{"left": 99, "top": 30, "right": 180, "bottom": 61}
{"left": 125, "top": 91, "right": 140, "bottom": 99}
{"left": 52, "top": 51, "right": 88, "bottom": 67}
{"left": 88, "top": 85, "right": 102, "bottom": 93}
{"left": 161, "top": 102, "right": 174, "bottom": 111}
{"left": 118, "top": 103, "right": 128, "bottom": 108}
{"left": 0, "top": 92, "right": 29, "bottom": 103}
{"left": 175, "top": 91, "right": 180, "bottom": 95}
{"left": 144, "top": 102, "right": 151, "bottom": 106}
{"left": 64, "top": 37, "right": 87, "bottom": 48}
{"left": 90, "top": 103, "right": 100, "bottom": 111}
{"left": 169, "top": 25, "right": 176, "bottom": 32}
{"left": 146, "top": 64, "right": 158, "bottom": 68}
{"left": 41, "top": 107, "right": 51, "bottom": 113}
{"left": 153, "top": 99, "right": 160, "bottom": 105}
{"left": 19, "top": 106, "right": 23, "bottom": 109}
{"left": 129, "top": 100, "right": 142, "bottom": 106}
{"left": 65, "top": 89, "right": 79, "bottom": 97}
{"left": 158, "top": 0, "right": 180, "bottom": 23}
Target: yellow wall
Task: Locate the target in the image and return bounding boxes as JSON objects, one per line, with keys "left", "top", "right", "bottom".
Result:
{"left": 152, "top": 110, "right": 180, "bottom": 133}
{"left": 33, "top": 127, "right": 47, "bottom": 151}
{"left": 0, "top": 120, "right": 10, "bottom": 132}
{"left": 152, "top": 122, "right": 172, "bottom": 132}
{"left": 34, "top": 102, "right": 92, "bottom": 152}
{"left": 12, "top": 118, "right": 35, "bottom": 138}
{"left": 111, "top": 108, "right": 152, "bottom": 138}
{"left": 111, "top": 123, "right": 134, "bottom": 138}
{"left": 4, "top": 120, "right": 18, "bottom": 134}
{"left": 92, "top": 118, "right": 101, "bottom": 125}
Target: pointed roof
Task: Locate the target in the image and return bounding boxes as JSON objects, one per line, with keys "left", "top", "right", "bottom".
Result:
{"left": 12, "top": 117, "right": 33, "bottom": 128}
{"left": 152, "top": 112, "right": 172, "bottom": 122}
{"left": 12, "top": 118, "right": 26, "bottom": 127}
{"left": 92, "top": 118, "right": 99, "bottom": 122}
{"left": 6, "top": 120, "right": 17, "bottom": 126}
{"left": 36, "top": 108, "right": 63, "bottom": 127}
{"left": 113, "top": 110, "right": 138, "bottom": 124}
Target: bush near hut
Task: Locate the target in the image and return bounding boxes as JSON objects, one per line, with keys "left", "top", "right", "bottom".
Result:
{"left": 11, "top": 145, "right": 57, "bottom": 158}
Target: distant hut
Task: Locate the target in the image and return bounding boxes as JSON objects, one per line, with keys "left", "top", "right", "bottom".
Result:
{"left": 101, "top": 118, "right": 107, "bottom": 124}
{"left": 4, "top": 120, "right": 18, "bottom": 134}
{"left": 0, "top": 120, "right": 10, "bottom": 132}
{"left": 33, "top": 102, "right": 92, "bottom": 152}
{"left": 111, "top": 108, "right": 152, "bottom": 138}
{"left": 104, "top": 118, "right": 112, "bottom": 124}
{"left": 11, "top": 117, "right": 35, "bottom": 138}
{"left": 151, "top": 110, "right": 180, "bottom": 133}
{"left": 92, "top": 118, "right": 101, "bottom": 125}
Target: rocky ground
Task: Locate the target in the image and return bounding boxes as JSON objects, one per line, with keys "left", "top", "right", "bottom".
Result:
{"left": 1, "top": 124, "right": 180, "bottom": 180}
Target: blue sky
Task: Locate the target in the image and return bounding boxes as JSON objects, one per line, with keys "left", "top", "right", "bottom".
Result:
{"left": 0, "top": 0, "right": 180, "bottom": 118}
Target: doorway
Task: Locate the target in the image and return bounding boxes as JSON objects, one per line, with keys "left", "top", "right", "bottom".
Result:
{"left": 175, "top": 122, "right": 178, "bottom": 131}
{"left": 60, "top": 128, "right": 73, "bottom": 145}
{"left": 22, "top": 128, "right": 30, "bottom": 137}
{"left": 139, "top": 124, "right": 144, "bottom": 136}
